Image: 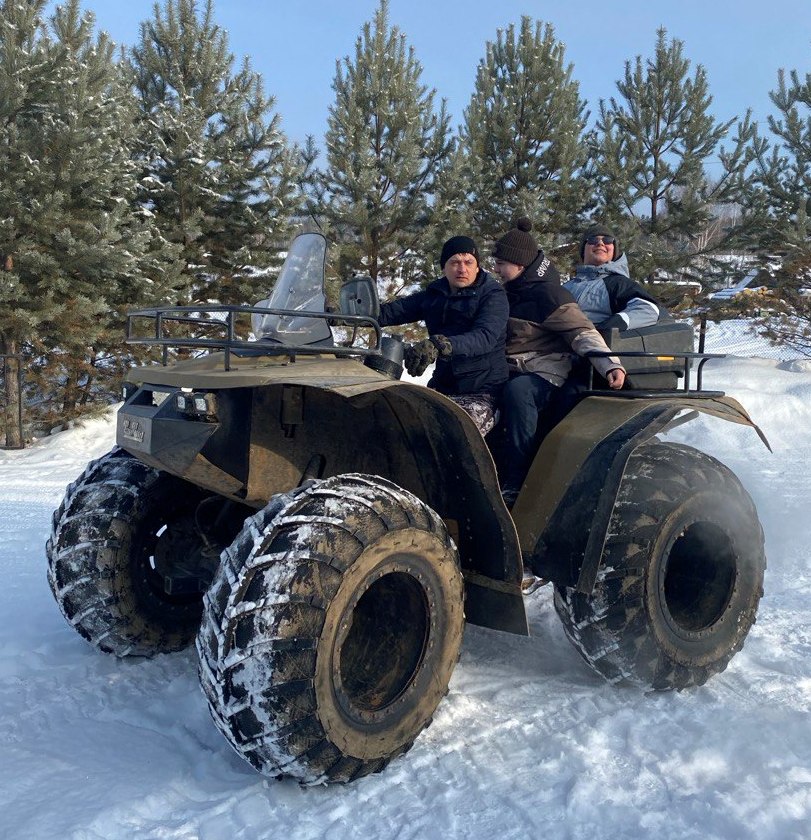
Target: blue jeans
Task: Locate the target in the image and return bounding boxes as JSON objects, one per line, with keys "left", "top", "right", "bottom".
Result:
{"left": 501, "top": 373, "right": 557, "bottom": 491}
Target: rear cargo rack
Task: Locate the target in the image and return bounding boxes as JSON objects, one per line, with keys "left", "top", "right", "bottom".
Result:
{"left": 126, "top": 305, "right": 382, "bottom": 370}
{"left": 583, "top": 350, "right": 726, "bottom": 397}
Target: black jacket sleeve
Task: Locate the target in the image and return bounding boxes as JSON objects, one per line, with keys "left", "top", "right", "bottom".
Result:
{"left": 378, "top": 290, "right": 429, "bottom": 327}
{"left": 604, "top": 274, "right": 660, "bottom": 311}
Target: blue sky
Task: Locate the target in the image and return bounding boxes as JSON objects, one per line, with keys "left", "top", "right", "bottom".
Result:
{"left": 47, "top": 0, "right": 811, "bottom": 153}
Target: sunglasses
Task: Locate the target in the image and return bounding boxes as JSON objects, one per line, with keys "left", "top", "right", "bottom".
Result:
{"left": 585, "top": 235, "right": 615, "bottom": 246}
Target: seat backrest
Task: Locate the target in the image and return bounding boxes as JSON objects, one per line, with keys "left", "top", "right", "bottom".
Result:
{"left": 599, "top": 321, "right": 694, "bottom": 390}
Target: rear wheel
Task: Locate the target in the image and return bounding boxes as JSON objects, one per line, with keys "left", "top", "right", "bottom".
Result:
{"left": 554, "top": 442, "right": 766, "bottom": 690}
{"left": 47, "top": 448, "right": 231, "bottom": 656}
{"left": 196, "top": 473, "right": 464, "bottom": 784}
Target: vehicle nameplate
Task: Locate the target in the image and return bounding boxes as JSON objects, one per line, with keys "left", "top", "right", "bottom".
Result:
{"left": 121, "top": 418, "right": 145, "bottom": 443}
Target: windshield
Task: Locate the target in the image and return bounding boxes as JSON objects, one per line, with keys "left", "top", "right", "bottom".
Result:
{"left": 252, "top": 233, "right": 332, "bottom": 345}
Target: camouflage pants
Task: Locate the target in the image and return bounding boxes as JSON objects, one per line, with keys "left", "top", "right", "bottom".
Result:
{"left": 447, "top": 392, "right": 499, "bottom": 437}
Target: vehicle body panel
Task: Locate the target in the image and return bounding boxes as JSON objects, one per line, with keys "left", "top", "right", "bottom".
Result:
{"left": 513, "top": 393, "right": 768, "bottom": 592}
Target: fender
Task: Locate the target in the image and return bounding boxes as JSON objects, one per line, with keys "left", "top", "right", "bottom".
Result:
{"left": 512, "top": 394, "right": 769, "bottom": 593}
{"left": 244, "top": 379, "right": 529, "bottom": 636}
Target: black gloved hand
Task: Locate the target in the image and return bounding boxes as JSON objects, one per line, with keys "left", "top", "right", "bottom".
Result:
{"left": 429, "top": 334, "right": 453, "bottom": 357}
{"left": 404, "top": 335, "right": 453, "bottom": 377}
{"left": 404, "top": 338, "right": 439, "bottom": 377}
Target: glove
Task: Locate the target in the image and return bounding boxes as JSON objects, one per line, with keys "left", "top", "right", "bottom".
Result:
{"left": 404, "top": 338, "right": 438, "bottom": 377}
{"left": 429, "top": 334, "right": 453, "bottom": 357}
{"left": 404, "top": 335, "right": 452, "bottom": 377}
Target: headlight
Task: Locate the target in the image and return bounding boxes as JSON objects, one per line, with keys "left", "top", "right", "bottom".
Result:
{"left": 175, "top": 391, "right": 217, "bottom": 420}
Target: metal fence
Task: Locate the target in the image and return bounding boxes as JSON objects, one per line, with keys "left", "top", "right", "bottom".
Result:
{"left": 696, "top": 317, "right": 810, "bottom": 361}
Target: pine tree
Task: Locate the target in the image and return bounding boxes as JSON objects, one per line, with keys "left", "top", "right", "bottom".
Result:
{"left": 592, "top": 29, "right": 755, "bottom": 283}
{"left": 0, "top": 0, "right": 159, "bottom": 443}
{"left": 747, "top": 64, "right": 811, "bottom": 258}
{"left": 460, "top": 17, "right": 592, "bottom": 250}
{"left": 741, "top": 58, "right": 811, "bottom": 353}
{"left": 315, "top": 0, "right": 452, "bottom": 286}
{"left": 128, "top": 0, "right": 301, "bottom": 305}
{"left": 419, "top": 145, "right": 474, "bottom": 285}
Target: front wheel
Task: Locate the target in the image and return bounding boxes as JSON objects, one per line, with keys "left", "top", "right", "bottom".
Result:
{"left": 196, "top": 474, "right": 464, "bottom": 784}
{"left": 47, "top": 448, "right": 218, "bottom": 656}
{"left": 554, "top": 442, "right": 766, "bottom": 691}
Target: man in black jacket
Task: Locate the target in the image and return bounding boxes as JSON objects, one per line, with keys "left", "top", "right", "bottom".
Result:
{"left": 378, "top": 235, "right": 509, "bottom": 436}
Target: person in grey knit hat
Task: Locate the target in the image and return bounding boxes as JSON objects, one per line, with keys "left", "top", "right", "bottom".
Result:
{"left": 578, "top": 223, "right": 621, "bottom": 261}
{"left": 564, "top": 223, "right": 665, "bottom": 331}
{"left": 491, "top": 217, "right": 625, "bottom": 513}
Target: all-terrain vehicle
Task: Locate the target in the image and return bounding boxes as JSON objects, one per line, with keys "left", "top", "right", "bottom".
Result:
{"left": 47, "top": 232, "right": 768, "bottom": 785}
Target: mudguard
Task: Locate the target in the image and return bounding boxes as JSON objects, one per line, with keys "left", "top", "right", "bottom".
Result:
{"left": 511, "top": 394, "right": 769, "bottom": 593}
{"left": 246, "top": 379, "right": 529, "bottom": 636}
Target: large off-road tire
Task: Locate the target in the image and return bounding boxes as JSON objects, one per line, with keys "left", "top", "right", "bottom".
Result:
{"left": 553, "top": 442, "right": 766, "bottom": 691}
{"left": 196, "top": 473, "right": 464, "bottom": 785}
{"left": 47, "top": 448, "right": 214, "bottom": 657}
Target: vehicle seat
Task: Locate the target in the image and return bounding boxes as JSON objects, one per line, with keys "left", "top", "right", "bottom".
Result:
{"left": 569, "top": 321, "right": 695, "bottom": 391}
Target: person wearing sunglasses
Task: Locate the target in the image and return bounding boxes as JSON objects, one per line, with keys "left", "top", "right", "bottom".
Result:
{"left": 563, "top": 224, "right": 664, "bottom": 331}
{"left": 490, "top": 218, "right": 625, "bottom": 508}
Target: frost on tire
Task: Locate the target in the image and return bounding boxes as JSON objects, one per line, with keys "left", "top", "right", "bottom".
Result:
{"left": 553, "top": 442, "right": 766, "bottom": 691}
{"left": 47, "top": 447, "right": 217, "bottom": 657}
{"left": 196, "top": 473, "right": 464, "bottom": 785}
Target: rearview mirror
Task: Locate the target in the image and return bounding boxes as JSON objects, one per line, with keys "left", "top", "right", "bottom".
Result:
{"left": 339, "top": 276, "right": 379, "bottom": 319}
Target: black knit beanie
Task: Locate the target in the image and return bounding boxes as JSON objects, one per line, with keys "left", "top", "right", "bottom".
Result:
{"left": 440, "top": 235, "right": 479, "bottom": 268}
{"left": 579, "top": 224, "right": 622, "bottom": 260}
{"left": 492, "top": 217, "right": 538, "bottom": 267}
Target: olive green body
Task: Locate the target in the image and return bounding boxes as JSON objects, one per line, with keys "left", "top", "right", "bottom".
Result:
{"left": 118, "top": 347, "right": 765, "bottom": 639}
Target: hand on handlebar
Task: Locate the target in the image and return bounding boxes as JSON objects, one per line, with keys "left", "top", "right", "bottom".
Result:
{"left": 606, "top": 368, "right": 626, "bottom": 389}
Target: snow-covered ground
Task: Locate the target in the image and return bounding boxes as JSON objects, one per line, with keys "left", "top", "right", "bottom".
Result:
{"left": 1, "top": 320, "right": 810, "bottom": 839}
